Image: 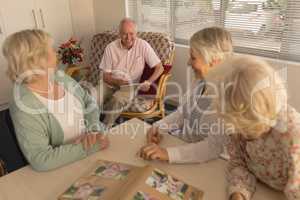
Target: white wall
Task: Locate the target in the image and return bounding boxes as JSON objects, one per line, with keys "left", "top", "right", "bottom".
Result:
{"left": 165, "top": 44, "right": 194, "bottom": 104}
{"left": 0, "top": 9, "right": 11, "bottom": 110}
{"left": 93, "top": 0, "right": 126, "bottom": 33}
{"left": 69, "top": 0, "right": 126, "bottom": 63}
{"left": 267, "top": 58, "right": 300, "bottom": 111}
{"left": 69, "top": 0, "right": 126, "bottom": 64}
{"left": 287, "top": 65, "right": 300, "bottom": 110}
{"left": 69, "top": 0, "right": 96, "bottom": 63}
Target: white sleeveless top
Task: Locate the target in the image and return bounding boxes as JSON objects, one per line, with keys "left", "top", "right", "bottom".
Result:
{"left": 34, "top": 89, "right": 85, "bottom": 144}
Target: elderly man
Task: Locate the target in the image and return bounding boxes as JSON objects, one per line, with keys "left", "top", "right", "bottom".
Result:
{"left": 98, "top": 18, "right": 164, "bottom": 128}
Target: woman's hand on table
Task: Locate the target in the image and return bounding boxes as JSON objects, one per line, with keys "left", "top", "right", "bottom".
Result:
{"left": 139, "top": 143, "right": 169, "bottom": 162}
{"left": 146, "top": 126, "right": 163, "bottom": 144}
{"left": 96, "top": 133, "right": 110, "bottom": 150}
{"left": 74, "top": 132, "right": 109, "bottom": 151}
{"left": 230, "top": 193, "right": 245, "bottom": 200}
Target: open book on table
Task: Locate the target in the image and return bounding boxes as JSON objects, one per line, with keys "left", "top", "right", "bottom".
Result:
{"left": 58, "top": 160, "right": 203, "bottom": 200}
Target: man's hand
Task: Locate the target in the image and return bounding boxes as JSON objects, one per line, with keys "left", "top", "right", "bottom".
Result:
{"left": 103, "top": 72, "right": 129, "bottom": 87}
{"left": 230, "top": 193, "right": 245, "bottom": 200}
{"left": 139, "top": 80, "right": 151, "bottom": 92}
{"left": 116, "top": 78, "right": 129, "bottom": 86}
{"left": 146, "top": 126, "right": 162, "bottom": 144}
{"left": 139, "top": 143, "right": 169, "bottom": 161}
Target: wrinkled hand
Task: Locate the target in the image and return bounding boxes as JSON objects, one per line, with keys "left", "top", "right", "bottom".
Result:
{"left": 146, "top": 126, "right": 163, "bottom": 144}
{"left": 139, "top": 81, "right": 151, "bottom": 92}
{"left": 230, "top": 193, "right": 245, "bottom": 200}
{"left": 74, "top": 132, "right": 109, "bottom": 151}
{"left": 139, "top": 143, "right": 169, "bottom": 161}
{"left": 96, "top": 134, "right": 110, "bottom": 150}
{"left": 116, "top": 79, "right": 129, "bottom": 86}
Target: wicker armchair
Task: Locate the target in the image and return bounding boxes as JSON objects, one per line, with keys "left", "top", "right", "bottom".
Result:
{"left": 66, "top": 31, "right": 175, "bottom": 119}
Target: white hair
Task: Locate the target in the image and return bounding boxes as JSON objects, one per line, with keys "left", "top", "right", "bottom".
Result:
{"left": 190, "top": 27, "right": 233, "bottom": 65}
{"left": 119, "top": 18, "right": 137, "bottom": 32}
{"left": 2, "top": 29, "right": 51, "bottom": 83}
{"left": 206, "top": 55, "right": 287, "bottom": 138}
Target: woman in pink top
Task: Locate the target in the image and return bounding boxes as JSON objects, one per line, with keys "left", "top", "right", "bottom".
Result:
{"left": 215, "top": 56, "right": 300, "bottom": 200}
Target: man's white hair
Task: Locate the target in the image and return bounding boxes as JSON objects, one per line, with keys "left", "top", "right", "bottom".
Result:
{"left": 119, "top": 18, "right": 137, "bottom": 32}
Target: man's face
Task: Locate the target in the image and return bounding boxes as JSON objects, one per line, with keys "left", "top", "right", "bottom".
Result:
{"left": 120, "top": 22, "right": 137, "bottom": 49}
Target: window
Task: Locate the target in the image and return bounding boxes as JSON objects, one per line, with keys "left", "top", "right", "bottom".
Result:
{"left": 127, "top": 0, "right": 300, "bottom": 62}
{"left": 127, "top": 0, "right": 172, "bottom": 34}
{"left": 174, "top": 0, "right": 216, "bottom": 43}
{"left": 227, "top": 3, "right": 258, "bottom": 13}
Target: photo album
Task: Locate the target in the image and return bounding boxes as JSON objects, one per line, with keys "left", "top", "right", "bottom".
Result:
{"left": 58, "top": 160, "right": 203, "bottom": 200}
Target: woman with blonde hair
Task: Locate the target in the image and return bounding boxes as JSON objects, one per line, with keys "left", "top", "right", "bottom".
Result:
{"left": 217, "top": 56, "right": 300, "bottom": 200}
{"left": 3, "top": 29, "right": 109, "bottom": 171}
{"left": 139, "top": 27, "right": 233, "bottom": 163}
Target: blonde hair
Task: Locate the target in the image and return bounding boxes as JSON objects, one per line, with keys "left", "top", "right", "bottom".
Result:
{"left": 217, "top": 56, "right": 287, "bottom": 139}
{"left": 2, "top": 29, "right": 51, "bottom": 83}
{"left": 190, "top": 27, "right": 233, "bottom": 65}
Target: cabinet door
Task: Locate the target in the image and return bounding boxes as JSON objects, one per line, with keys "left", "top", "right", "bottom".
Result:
{"left": 37, "top": 0, "right": 73, "bottom": 46}
{"left": 0, "top": 0, "right": 38, "bottom": 35}
{"left": 0, "top": 9, "right": 12, "bottom": 110}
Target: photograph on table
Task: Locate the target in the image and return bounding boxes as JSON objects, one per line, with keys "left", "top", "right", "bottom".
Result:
{"left": 132, "top": 191, "right": 160, "bottom": 200}
{"left": 93, "top": 161, "right": 131, "bottom": 180}
{"left": 60, "top": 179, "right": 106, "bottom": 200}
{"left": 59, "top": 160, "right": 203, "bottom": 200}
{"left": 145, "top": 169, "right": 189, "bottom": 200}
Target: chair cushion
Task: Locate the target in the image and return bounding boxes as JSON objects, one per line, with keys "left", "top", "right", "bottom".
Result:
{"left": 138, "top": 64, "right": 172, "bottom": 95}
{"left": 124, "top": 97, "right": 155, "bottom": 113}
{"left": 137, "top": 32, "right": 174, "bottom": 66}
{"left": 0, "top": 158, "right": 7, "bottom": 177}
{"left": 88, "top": 31, "right": 119, "bottom": 86}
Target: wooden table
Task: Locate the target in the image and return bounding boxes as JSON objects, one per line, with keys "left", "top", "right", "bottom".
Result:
{"left": 0, "top": 118, "right": 286, "bottom": 200}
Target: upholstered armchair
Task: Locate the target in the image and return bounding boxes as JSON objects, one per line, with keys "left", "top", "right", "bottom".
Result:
{"left": 66, "top": 31, "right": 175, "bottom": 119}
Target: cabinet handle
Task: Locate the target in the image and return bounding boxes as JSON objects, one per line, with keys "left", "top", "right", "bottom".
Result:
{"left": 0, "top": 25, "right": 2, "bottom": 34}
{"left": 39, "top": 9, "right": 46, "bottom": 28}
{"left": 32, "top": 10, "right": 38, "bottom": 29}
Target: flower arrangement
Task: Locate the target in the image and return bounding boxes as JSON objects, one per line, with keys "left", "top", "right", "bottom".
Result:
{"left": 58, "top": 38, "right": 84, "bottom": 65}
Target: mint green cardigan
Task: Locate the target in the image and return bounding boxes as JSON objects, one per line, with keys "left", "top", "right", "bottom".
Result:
{"left": 9, "top": 71, "right": 105, "bottom": 171}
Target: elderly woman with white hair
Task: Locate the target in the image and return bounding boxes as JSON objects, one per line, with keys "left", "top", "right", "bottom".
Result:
{"left": 216, "top": 56, "right": 300, "bottom": 200}
{"left": 139, "top": 27, "right": 234, "bottom": 163}
{"left": 3, "top": 29, "right": 109, "bottom": 171}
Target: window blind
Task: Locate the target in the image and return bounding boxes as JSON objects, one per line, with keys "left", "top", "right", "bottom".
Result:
{"left": 127, "top": 0, "right": 172, "bottom": 34}
{"left": 127, "top": 0, "right": 300, "bottom": 62}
